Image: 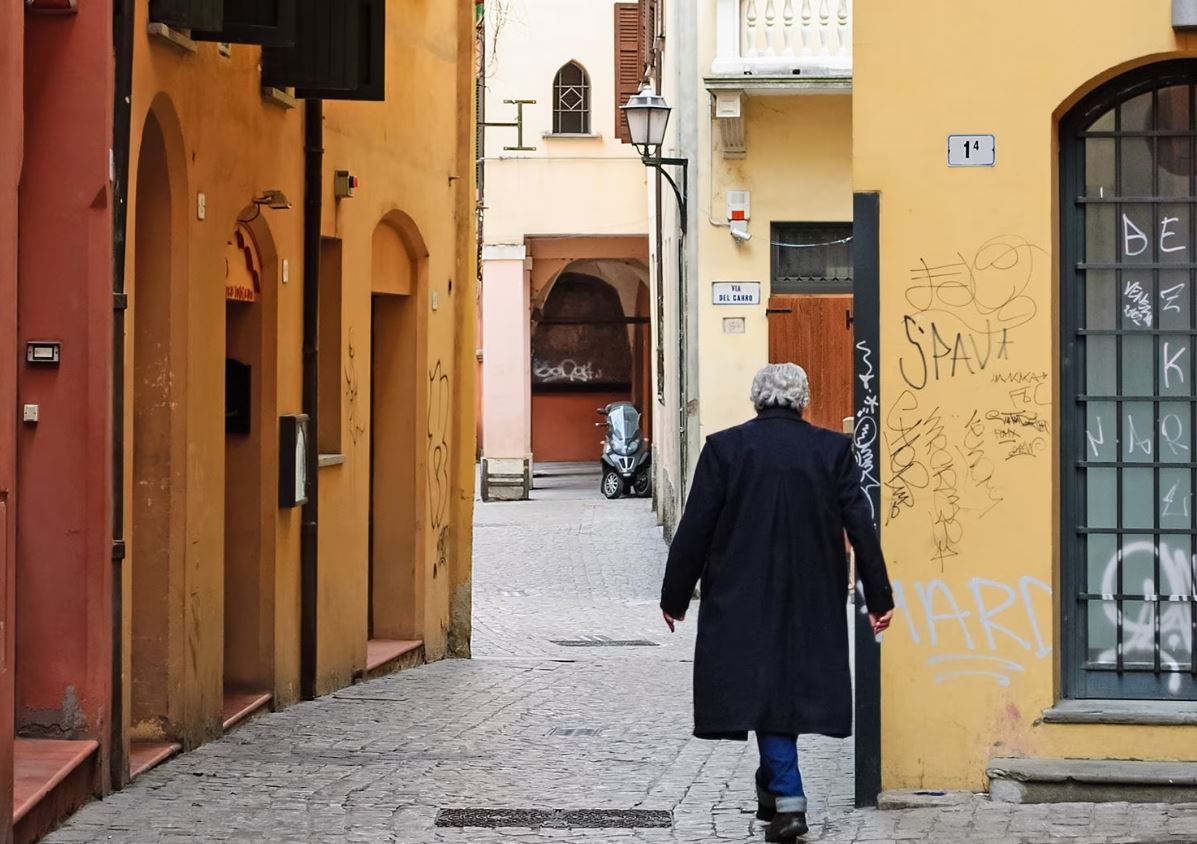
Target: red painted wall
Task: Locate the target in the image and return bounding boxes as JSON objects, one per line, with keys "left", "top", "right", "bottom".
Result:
{"left": 531, "top": 391, "right": 630, "bottom": 462}
{"left": 1, "top": 4, "right": 24, "bottom": 840}
{"left": 17, "top": 0, "right": 113, "bottom": 774}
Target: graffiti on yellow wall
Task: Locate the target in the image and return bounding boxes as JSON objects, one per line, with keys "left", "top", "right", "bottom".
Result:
{"left": 345, "top": 328, "right": 367, "bottom": 446}
{"left": 885, "top": 236, "right": 1050, "bottom": 566}
{"left": 879, "top": 575, "right": 1053, "bottom": 686}
{"left": 428, "top": 361, "right": 451, "bottom": 579}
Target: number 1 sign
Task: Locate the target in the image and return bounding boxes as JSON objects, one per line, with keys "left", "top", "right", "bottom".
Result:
{"left": 947, "top": 134, "right": 996, "bottom": 167}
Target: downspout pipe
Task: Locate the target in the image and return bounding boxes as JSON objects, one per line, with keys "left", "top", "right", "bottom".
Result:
{"left": 300, "top": 99, "right": 322, "bottom": 700}
{"left": 110, "top": 0, "right": 135, "bottom": 793}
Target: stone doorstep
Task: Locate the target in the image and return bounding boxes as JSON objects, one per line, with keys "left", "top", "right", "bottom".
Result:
{"left": 877, "top": 789, "right": 979, "bottom": 810}
{"left": 988, "top": 757, "right": 1197, "bottom": 804}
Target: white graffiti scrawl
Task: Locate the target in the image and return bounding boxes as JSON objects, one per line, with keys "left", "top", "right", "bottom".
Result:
{"left": 853, "top": 339, "right": 880, "bottom": 521}
{"left": 532, "top": 358, "right": 604, "bottom": 384}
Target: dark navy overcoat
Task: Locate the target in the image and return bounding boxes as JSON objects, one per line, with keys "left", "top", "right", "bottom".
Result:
{"left": 660, "top": 408, "right": 894, "bottom": 740}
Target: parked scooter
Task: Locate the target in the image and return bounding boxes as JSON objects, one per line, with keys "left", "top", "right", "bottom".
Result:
{"left": 596, "top": 401, "right": 652, "bottom": 499}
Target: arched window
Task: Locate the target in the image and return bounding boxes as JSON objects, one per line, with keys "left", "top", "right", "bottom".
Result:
{"left": 1060, "top": 60, "right": 1197, "bottom": 700}
{"left": 553, "top": 62, "right": 590, "bottom": 135}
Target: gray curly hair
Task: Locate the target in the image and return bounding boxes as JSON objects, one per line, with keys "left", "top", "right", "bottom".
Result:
{"left": 750, "top": 363, "right": 811, "bottom": 413}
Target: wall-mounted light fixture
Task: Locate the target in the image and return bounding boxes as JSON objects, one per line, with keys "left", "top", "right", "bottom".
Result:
{"left": 623, "top": 84, "right": 687, "bottom": 233}
{"left": 254, "top": 190, "right": 292, "bottom": 210}
{"left": 240, "top": 189, "right": 293, "bottom": 223}
{"left": 622, "top": 83, "right": 693, "bottom": 491}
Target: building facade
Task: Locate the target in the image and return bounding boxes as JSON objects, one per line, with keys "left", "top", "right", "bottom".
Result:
{"left": 652, "top": 0, "right": 1197, "bottom": 802}
{"left": 0, "top": 4, "right": 20, "bottom": 841}
{"left": 649, "top": 0, "right": 855, "bottom": 529}
{"left": 856, "top": 0, "right": 1197, "bottom": 796}
{"left": 14, "top": 0, "right": 115, "bottom": 839}
{"left": 478, "top": 0, "right": 651, "bottom": 500}
{"left": 3, "top": 1, "right": 477, "bottom": 839}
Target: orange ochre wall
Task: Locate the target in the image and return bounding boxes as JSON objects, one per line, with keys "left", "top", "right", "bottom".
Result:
{"left": 125, "top": 0, "right": 477, "bottom": 729}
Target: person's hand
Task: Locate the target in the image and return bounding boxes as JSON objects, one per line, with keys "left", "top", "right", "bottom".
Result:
{"left": 663, "top": 611, "right": 684, "bottom": 632}
{"left": 869, "top": 610, "right": 893, "bottom": 636}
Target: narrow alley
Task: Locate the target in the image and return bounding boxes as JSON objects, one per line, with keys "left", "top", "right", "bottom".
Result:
{"left": 37, "top": 466, "right": 1197, "bottom": 842}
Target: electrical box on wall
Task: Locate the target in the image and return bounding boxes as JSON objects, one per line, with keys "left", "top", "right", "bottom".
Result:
{"left": 279, "top": 414, "right": 310, "bottom": 508}
{"left": 25, "top": 341, "right": 61, "bottom": 365}
{"left": 727, "top": 190, "right": 751, "bottom": 241}
{"left": 726, "top": 190, "right": 751, "bottom": 222}
{"left": 334, "top": 170, "right": 358, "bottom": 199}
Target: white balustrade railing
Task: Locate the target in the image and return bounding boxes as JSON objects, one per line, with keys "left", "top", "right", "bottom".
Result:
{"left": 711, "top": 0, "right": 852, "bottom": 79}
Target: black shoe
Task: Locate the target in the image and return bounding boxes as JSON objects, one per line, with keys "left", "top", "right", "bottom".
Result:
{"left": 764, "top": 811, "right": 808, "bottom": 842}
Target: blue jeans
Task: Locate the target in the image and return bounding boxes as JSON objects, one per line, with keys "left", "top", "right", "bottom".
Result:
{"left": 756, "top": 732, "right": 807, "bottom": 813}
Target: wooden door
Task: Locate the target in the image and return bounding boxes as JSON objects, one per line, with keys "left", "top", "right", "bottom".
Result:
{"left": 766, "top": 294, "right": 853, "bottom": 431}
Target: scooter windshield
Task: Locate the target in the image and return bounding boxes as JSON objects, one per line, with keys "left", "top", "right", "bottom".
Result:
{"left": 608, "top": 405, "right": 640, "bottom": 440}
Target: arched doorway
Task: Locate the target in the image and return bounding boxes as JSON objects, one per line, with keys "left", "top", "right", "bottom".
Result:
{"left": 222, "top": 219, "right": 274, "bottom": 724}
{"left": 367, "top": 214, "right": 427, "bottom": 668}
{"left": 130, "top": 108, "right": 183, "bottom": 758}
{"left": 531, "top": 273, "right": 638, "bottom": 463}
{"left": 1060, "top": 60, "right": 1197, "bottom": 701}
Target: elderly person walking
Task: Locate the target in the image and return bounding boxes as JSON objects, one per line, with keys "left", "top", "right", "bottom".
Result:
{"left": 660, "top": 363, "right": 894, "bottom": 842}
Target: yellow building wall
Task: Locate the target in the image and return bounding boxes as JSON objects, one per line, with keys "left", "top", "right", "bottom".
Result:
{"left": 854, "top": 0, "right": 1197, "bottom": 791}
{"left": 481, "top": 0, "right": 649, "bottom": 246}
{"left": 127, "top": 13, "right": 306, "bottom": 746}
{"left": 697, "top": 94, "right": 853, "bottom": 439}
{"left": 125, "top": 0, "right": 475, "bottom": 745}
{"left": 317, "top": 0, "right": 475, "bottom": 693}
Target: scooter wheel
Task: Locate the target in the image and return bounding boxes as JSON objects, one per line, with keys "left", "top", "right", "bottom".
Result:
{"left": 632, "top": 468, "right": 652, "bottom": 497}
{"left": 601, "top": 470, "right": 623, "bottom": 499}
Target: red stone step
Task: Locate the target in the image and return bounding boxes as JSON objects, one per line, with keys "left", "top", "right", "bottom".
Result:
{"left": 129, "top": 741, "right": 181, "bottom": 780}
{"left": 221, "top": 690, "right": 272, "bottom": 732}
{"left": 366, "top": 639, "right": 422, "bottom": 672}
{"left": 13, "top": 738, "right": 97, "bottom": 823}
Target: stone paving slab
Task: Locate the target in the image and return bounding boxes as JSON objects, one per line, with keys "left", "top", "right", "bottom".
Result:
{"left": 44, "top": 491, "right": 1197, "bottom": 843}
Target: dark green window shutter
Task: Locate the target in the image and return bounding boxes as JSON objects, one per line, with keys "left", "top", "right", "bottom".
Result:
{"left": 301, "top": 0, "right": 384, "bottom": 101}
{"left": 261, "top": 0, "right": 358, "bottom": 93}
{"left": 260, "top": 0, "right": 385, "bottom": 101}
{"left": 192, "top": 0, "right": 296, "bottom": 47}
{"left": 149, "top": 0, "right": 223, "bottom": 31}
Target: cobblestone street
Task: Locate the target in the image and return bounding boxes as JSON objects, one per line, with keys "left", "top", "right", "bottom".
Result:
{"left": 45, "top": 466, "right": 1197, "bottom": 843}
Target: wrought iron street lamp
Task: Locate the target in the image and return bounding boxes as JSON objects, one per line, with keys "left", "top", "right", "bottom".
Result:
{"left": 623, "top": 84, "right": 691, "bottom": 493}
{"left": 623, "top": 84, "right": 687, "bottom": 233}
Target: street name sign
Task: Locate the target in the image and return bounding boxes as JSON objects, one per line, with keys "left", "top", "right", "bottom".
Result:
{"left": 712, "top": 281, "right": 761, "bottom": 305}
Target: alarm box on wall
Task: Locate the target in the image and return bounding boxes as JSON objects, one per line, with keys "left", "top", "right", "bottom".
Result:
{"left": 279, "top": 414, "right": 311, "bottom": 508}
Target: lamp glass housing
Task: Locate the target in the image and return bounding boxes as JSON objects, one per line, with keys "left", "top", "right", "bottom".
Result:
{"left": 622, "top": 84, "right": 672, "bottom": 153}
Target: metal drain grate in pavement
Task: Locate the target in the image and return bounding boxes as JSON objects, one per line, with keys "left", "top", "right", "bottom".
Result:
{"left": 550, "top": 636, "right": 658, "bottom": 647}
{"left": 435, "top": 809, "right": 672, "bottom": 829}
{"left": 436, "top": 809, "right": 547, "bottom": 828}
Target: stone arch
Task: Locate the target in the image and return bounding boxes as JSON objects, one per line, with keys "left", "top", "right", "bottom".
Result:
{"left": 533, "top": 273, "right": 632, "bottom": 389}
{"left": 530, "top": 264, "right": 650, "bottom": 463}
